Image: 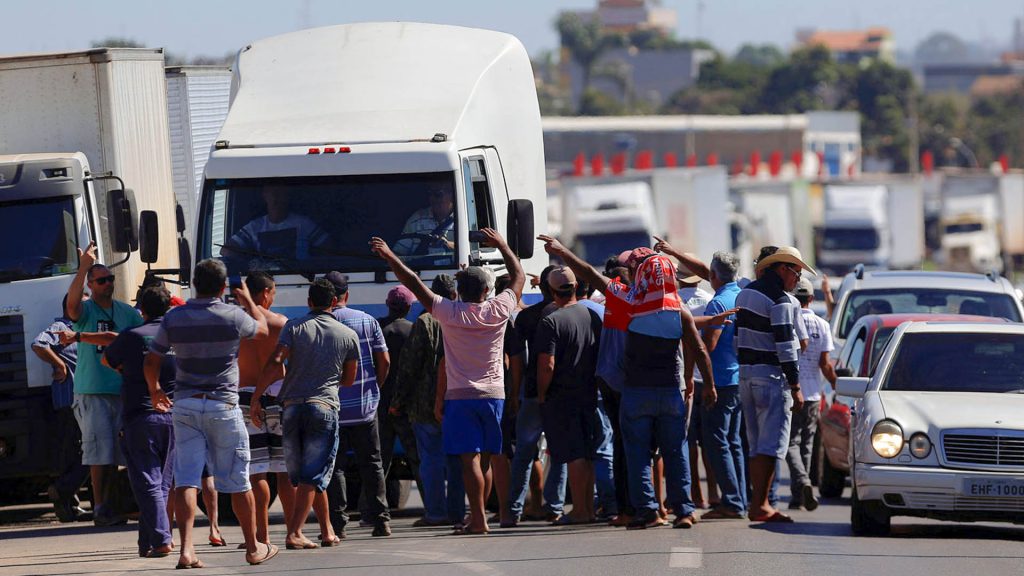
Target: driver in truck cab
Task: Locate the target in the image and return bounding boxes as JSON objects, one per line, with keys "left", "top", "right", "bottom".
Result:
{"left": 394, "top": 183, "right": 455, "bottom": 257}
{"left": 221, "top": 186, "right": 330, "bottom": 266}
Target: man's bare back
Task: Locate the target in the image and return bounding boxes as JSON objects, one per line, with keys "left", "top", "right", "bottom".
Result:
{"left": 240, "top": 307, "right": 288, "bottom": 387}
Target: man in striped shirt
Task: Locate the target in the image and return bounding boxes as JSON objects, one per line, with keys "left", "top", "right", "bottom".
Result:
{"left": 735, "top": 246, "right": 814, "bottom": 523}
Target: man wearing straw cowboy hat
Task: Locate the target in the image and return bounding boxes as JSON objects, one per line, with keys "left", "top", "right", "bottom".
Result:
{"left": 734, "top": 246, "right": 815, "bottom": 523}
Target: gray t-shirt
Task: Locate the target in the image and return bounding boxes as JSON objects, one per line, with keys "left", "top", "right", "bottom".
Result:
{"left": 277, "top": 311, "right": 359, "bottom": 410}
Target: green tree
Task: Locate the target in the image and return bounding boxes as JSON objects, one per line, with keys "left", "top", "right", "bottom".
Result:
{"left": 556, "top": 12, "right": 625, "bottom": 97}
{"left": 917, "top": 94, "right": 970, "bottom": 167}
{"left": 734, "top": 44, "right": 785, "bottom": 68}
{"left": 842, "top": 61, "right": 916, "bottom": 171}
{"left": 90, "top": 37, "right": 144, "bottom": 48}
{"left": 967, "top": 85, "right": 1024, "bottom": 167}
{"left": 760, "top": 45, "right": 839, "bottom": 113}
{"left": 578, "top": 88, "right": 626, "bottom": 116}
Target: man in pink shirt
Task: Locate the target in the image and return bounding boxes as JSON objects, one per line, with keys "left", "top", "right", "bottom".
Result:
{"left": 370, "top": 228, "right": 524, "bottom": 535}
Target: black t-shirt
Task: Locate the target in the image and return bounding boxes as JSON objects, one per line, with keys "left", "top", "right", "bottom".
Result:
{"left": 378, "top": 316, "right": 413, "bottom": 411}
{"left": 535, "top": 303, "right": 602, "bottom": 402}
{"left": 509, "top": 300, "right": 551, "bottom": 399}
{"left": 104, "top": 320, "right": 176, "bottom": 423}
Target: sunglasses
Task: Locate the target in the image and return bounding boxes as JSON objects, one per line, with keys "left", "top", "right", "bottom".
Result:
{"left": 91, "top": 275, "right": 116, "bottom": 285}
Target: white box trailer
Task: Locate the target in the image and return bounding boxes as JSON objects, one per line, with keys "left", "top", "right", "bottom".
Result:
{"left": 650, "top": 166, "right": 731, "bottom": 268}
{"left": 0, "top": 48, "right": 179, "bottom": 300}
{"left": 165, "top": 66, "right": 232, "bottom": 233}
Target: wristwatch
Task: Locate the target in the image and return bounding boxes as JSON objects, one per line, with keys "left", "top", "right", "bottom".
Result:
{"left": 74, "top": 332, "right": 81, "bottom": 343}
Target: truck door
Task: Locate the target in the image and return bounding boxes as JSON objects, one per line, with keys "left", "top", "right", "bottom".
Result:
{"left": 459, "top": 151, "right": 501, "bottom": 264}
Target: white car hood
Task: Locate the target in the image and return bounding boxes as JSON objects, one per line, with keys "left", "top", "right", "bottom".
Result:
{"left": 878, "top": 391, "right": 1024, "bottom": 433}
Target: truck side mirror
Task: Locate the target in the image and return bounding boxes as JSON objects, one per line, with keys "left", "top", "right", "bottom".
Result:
{"left": 175, "top": 203, "right": 187, "bottom": 234}
{"left": 139, "top": 210, "right": 159, "bottom": 264}
{"left": 178, "top": 238, "right": 192, "bottom": 286}
{"left": 107, "top": 188, "right": 139, "bottom": 253}
{"left": 507, "top": 199, "right": 534, "bottom": 259}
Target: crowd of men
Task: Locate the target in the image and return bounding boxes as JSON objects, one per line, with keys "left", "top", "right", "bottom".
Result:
{"left": 32, "top": 226, "right": 838, "bottom": 568}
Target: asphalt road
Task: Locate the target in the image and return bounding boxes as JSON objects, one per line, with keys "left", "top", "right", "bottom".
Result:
{"left": 3, "top": 482, "right": 1024, "bottom": 576}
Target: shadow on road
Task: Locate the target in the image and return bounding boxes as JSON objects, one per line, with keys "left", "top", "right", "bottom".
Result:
{"left": 749, "top": 517, "right": 1024, "bottom": 543}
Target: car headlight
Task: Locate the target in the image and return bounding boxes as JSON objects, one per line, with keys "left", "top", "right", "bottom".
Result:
{"left": 871, "top": 420, "right": 904, "bottom": 458}
{"left": 909, "top": 433, "right": 932, "bottom": 459}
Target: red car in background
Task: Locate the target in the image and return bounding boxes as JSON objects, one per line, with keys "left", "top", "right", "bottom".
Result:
{"left": 815, "top": 313, "right": 1008, "bottom": 498}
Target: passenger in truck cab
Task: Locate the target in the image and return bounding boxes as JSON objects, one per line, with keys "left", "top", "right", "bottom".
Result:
{"left": 222, "top": 187, "right": 330, "bottom": 265}
{"left": 394, "top": 183, "right": 456, "bottom": 257}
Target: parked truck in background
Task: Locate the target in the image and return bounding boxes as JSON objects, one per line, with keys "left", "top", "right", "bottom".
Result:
{"left": 0, "top": 48, "right": 181, "bottom": 497}
{"left": 939, "top": 174, "right": 1002, "bottom": 274}
{"left": 165, "top": 66, "right": 232, "bottom": 233}
{"left": 560, "top": 180, "right": 657, "bottom": 265}
{"left": 819, "top": 185, "right": 889, "bottom": 275}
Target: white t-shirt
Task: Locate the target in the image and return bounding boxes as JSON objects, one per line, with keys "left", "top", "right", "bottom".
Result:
{"left": 680, "top": 286, "right": 712, "bottom": 382}
{"left": 798, "top": 307, "right": 834, "bottom": 401}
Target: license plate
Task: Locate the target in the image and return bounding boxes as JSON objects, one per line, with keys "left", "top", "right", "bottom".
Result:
{"left": 960, "top": 478, "right": 1024, "bottom": 497}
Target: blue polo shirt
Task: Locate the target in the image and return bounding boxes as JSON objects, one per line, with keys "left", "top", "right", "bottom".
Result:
{"left": 704, "top": 282, "right": 740, "bottom": 387}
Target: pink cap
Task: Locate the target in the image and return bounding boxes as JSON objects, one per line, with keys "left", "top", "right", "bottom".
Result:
{"left": 386, "top": 285, "right": 415, "bottom": 307}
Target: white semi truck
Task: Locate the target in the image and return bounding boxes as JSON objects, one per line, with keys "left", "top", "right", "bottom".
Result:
{"left": 939, "top": 174, "right": 1002, "bottom": 274}
{"left": 177, "top": 23, "right": 547, "bottom": 320}
{"left": 0, "top": 49, "right": 183, "bottom": 495}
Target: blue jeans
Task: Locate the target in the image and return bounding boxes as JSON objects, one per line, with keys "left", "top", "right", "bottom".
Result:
{"left": 412, "top": 422, "right": 465, "bottom": 522}
{"left": 508, "top": 397, "right": 567, "bottom": 516}
{"left": 701, "top": 386, "right": 747, "bottom": 513}
{"left": 620, "top": 387, "right": 695, "bottom": 518}
{"left": 121, "top": 413, "right": 174, "bottom": 554}
{"left": 282, "top": 401, "right": 340, "bottom": 492}
{"left": 593, "top": 399, "right": 617, "bottom": 515}
{"left": 172, "top": 397, "right": 251, "bottom": 493}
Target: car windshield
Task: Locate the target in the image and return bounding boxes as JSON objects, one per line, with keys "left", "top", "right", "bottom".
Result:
{"left": 823, "top": 228, "right": 880, "bottom": 251}
{"left": 883, "top": 332, "right": 1024, "bottom": 393}
{"left": 0, "top": 196, "right": 78, "bottom": 282}
{"left": 945, "top": 222, "right": 984, "bottom": 234}
{"left": 197, "top": 173, "right": 460, "bottom": 276}
{"left": 576, "top": 231, "right": 652, "bottom": 266}
{"left": 838, "top": 289, "right": 1022, "bottom": 338}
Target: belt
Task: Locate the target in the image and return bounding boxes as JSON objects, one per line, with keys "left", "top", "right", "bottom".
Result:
{"left": 281, "top": 398, "right": 336, "bottom": 410}
{"left": 188, "top": 393, "right": 235, "bottom": 407}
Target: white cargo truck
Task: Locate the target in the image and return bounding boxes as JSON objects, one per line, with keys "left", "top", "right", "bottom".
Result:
{"left": 0, "top": 49, "right": 183, "bottom": 493}
{"left": 165, "top": 66, "right": 232, "bottom": 233}
{"left": 939, "top": 174, "right": 1002, "bottom": 273}
{"left": 819, "top": 185, "right": 889, "bottom": 274}
{"left": 180, "top": 23, "right": 547, "bottom": 321}
{"left": 560, "top": 180, "right": 657, "bottom": 265}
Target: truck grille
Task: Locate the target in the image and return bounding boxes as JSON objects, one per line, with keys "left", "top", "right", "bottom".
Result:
{"left": 942, "top": 431, "right": 1024, "bottom": 469}
{"left": 0, "top": 315, "right": 28, "bottom": 390}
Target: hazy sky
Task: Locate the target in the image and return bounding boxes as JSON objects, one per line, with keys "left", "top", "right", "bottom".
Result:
{"left": 2, "top": 0, "right": 1021, "bottom": 59}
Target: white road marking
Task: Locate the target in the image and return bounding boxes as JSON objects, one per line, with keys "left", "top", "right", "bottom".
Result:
{"left": 670, "top": 546, "right": 704, "bottom": 569}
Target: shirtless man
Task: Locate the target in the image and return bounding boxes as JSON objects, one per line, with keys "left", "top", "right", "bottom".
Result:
{"left": 237, "top": 271, "right": 298, "bottom": 545}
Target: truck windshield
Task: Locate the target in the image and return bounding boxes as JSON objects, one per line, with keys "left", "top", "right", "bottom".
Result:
{"left": 838, "top": 289, "right": 1022, "bottom": 338}
{"left": 883, "top": 332, "right": 1024, "bottom": 393}
{"left": 197, "top": 173, "right": 459, "bottom": 275}
{"left": 576, "top": 231, "right": 652, "bottom": 266}
{"left": 822, "top": 228, "right": 880, "bottom": 251}
{"left": 944, "top": 222, "right": 984, "bottom": 234}
{"left": 0, "top": 196, "right": 78, "bottom": 282}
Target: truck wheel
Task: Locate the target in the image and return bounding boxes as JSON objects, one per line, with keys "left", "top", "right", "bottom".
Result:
{"left": 851, "top": 486, "right": 891, "bottom": 536}
{"left": 819, "top": 447, "right": 846, "bottom": 499}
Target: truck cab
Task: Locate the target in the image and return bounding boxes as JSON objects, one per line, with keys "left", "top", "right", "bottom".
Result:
{"left": 194, "top": 23, "right": 545, "bottom": 316}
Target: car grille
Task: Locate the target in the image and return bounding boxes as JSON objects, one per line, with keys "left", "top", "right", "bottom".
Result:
{"left": 901, "top": 491, "right": 1024, "bottom": 512}
{"left": 0, "top": 314, "right": 28, "bottom": 390}
{"left": 942, "top": 431, "right": 1024, "bottom": 469}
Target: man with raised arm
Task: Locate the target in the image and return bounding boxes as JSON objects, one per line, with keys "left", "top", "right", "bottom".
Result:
{"left": 370, "top": 228, "right": 524, "bottom": 535}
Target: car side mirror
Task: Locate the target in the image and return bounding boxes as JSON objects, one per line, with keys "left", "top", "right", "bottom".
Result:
{"left": 107, "top": 188, "right": 139, "bottom": 253}
{"left": 835, "top": 367, "right": 853, "bottom": 378}
{"left": 836, "top": 377, "right": 870, "bottom": 399}
{"left": 507, "top": 199, "right": 534, "bottom": 259}
{"left": 139, "top": 210, "right": 159, "bottom": 264}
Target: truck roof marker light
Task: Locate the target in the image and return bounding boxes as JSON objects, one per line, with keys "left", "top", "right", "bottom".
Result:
{"left": 338, "top": 147, "right": 351, "bottom": 153}
{"left": 323, "top": 147, "right": 336, "bottom": 154}
{"left": 308, "top": 147, "right": 320, "bottom": 154}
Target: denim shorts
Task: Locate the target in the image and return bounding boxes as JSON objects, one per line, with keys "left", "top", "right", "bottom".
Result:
{"left": 282, "top": 401, "right": 340, "bottom": 491}
{"left": 73, "top": 393, "right": 125, "bottom": 466}
{"left": 172, "top": 397, "right": 251, "bottom": 493}
{"left": 442, "top": 399, "right": 504, "bottom": 455}
{"left": 739, "top": 375, "right": 793, "bottom": 459}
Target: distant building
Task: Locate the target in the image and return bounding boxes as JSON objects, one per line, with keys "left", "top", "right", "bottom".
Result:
{"left": 591, "top": 0, "right": 677, "bottom": 34}
{"left": 564, "top": 47, "right": 714, "bottom": 110}
{"left": 542, "top": 111, "right": 861, "bottom": 180}
{"left": 796, "top": 27, "right": 895, "bottom": 65}
{"left": 923, "top": 61, "right": 1024, "bottom": 94}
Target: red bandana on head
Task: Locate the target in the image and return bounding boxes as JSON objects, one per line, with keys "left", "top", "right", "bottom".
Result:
{"left": 628, "top": 253, "right": 682, "bottom": 318}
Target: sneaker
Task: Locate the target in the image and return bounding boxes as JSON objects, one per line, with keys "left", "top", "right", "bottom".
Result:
{"left": 372, "top": 522, "right": 392, "bottom": 537}
{"left": 802, "top": 485, "right": 819, "bottom": 512}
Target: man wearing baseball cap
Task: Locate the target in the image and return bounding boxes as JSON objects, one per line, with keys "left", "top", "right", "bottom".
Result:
{"left": 735, "top": 246, "right": 815, "bottom": 523}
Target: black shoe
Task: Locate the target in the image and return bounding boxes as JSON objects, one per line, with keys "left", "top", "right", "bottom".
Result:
{"left": 93, "top": 507, "right": 127, "bottom": 527}
{"left": 802, "top": 485, "right": 819, "bottom": 512}
{"left": 372, "top": 521, "right": 392, "bottom": 537}
{"left": 54, "top": 501, "right": 79, "bottom": 523}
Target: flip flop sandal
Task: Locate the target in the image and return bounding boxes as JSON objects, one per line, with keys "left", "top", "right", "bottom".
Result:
{"left": 286, "top": 541, "right": 319, "bottom": 550}
{"left": 701, "top": 508, "right": 745, "bottom": 520}
{"left": 320, "top": 535, "right": 343, "bottom": 547}
{"left": 750, "top": 511, "right": 794, "bottom": 523}
{"left": 247, "top": 543, "right": 280, "bottom": 565}
{"left": 208, "top": 536, "right": 227, "bottom": 547}
{"left": 175, "top": 559, "right": 205, "bottom": 569}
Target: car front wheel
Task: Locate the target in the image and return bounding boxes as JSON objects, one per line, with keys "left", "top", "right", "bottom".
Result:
{"left": 850, "top": 485, "right": 891, "bottom": 536}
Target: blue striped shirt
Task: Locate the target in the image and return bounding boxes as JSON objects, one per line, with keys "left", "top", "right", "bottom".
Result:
{"left": 332, "top": 306, "right": 388, "bottom": 426}
{"left": 150, "top": 298, "right": 258, "bottom": 404}
{"left": 33, "top": 318, "right": 77, "bottom": 409}
{"left": 735, "top": 272, "right": 800, "bottom": 386}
